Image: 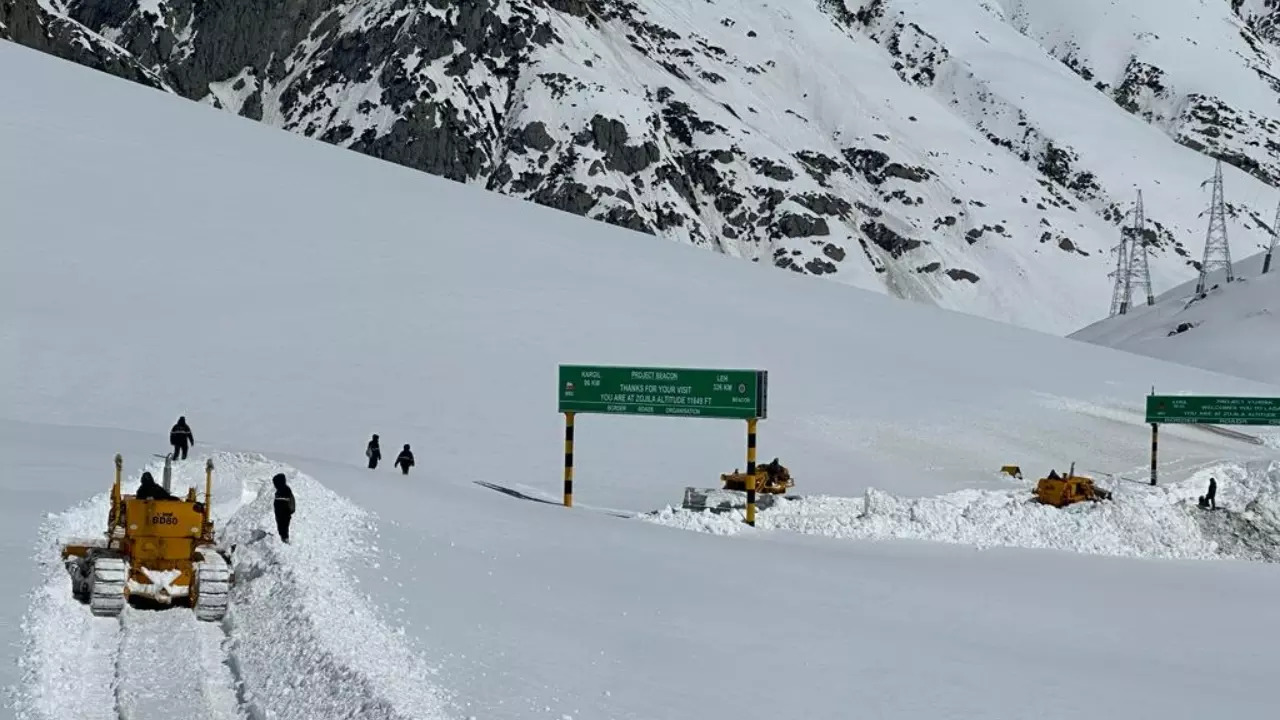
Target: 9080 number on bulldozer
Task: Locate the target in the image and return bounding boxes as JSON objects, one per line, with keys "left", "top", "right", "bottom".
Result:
{"left": 150, "top": 512, "right": 179, "bottom": 525}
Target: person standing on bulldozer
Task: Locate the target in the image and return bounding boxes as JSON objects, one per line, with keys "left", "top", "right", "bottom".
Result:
{"left": 366, "top": 434, "right": 381, "bottom": 469}
{"left": 394, "top": 444, "right": 414, "bottom": 475}
{"left": 169, "top": 416, "right": 194, "bottom": 460}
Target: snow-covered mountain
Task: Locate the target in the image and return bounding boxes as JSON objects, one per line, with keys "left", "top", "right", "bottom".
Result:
{"left": 1073, "top": 250, "right": 1280, "bottom": 384}
{"left": 2, "top": 0, "right": 1279, "bottom": 335}
{"left": 5, "top": 37, "right": 1280, "bottom": 720}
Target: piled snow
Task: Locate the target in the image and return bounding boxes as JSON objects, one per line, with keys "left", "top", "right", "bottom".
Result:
{"left": 9, "top": 492, "right": 121, "bottom": 720}
{"left": 7, "top": 451, "right": 453, "bottom": 720}
{"left": 219, "top": 462, "right": 454, "bottom": 720}
{"left": 1072, "top": 251, "right": 1280, "bottom": 384}
{"left": 646, "top": 460, "right": 1280, "bottom": 562}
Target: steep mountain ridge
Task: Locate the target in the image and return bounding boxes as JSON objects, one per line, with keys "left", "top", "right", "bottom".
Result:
{"left": 3, "top": 0, "right": 1277, "bottom": 335}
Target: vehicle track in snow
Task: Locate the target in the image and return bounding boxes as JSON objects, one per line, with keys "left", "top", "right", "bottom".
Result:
{"left": 113, "top": 607, "right": 246, "bottom": 720}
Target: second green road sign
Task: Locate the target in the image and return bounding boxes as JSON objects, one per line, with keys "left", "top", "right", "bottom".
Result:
{"left": 1145, "top": 395, "right": 1280, "bottom": 425}
{"left": 558, "top": 365, "right": 768, "bottom": 420}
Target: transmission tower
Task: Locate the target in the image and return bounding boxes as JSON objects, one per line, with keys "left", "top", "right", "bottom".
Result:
{"left": 1108, "top": 224, "right": 1131, "bottom": 316}
{"left": 1263, "top": 199, "right": 1278, "bottom": 275}
{"left": 1195, "top": 159, "right": 1234, "bottom": 295}
{"left": 1125, "top": 190, "right": 1154, "bottom": 307}
{"left": 1107, "top": 190, "right": 1155, "bottom": 315}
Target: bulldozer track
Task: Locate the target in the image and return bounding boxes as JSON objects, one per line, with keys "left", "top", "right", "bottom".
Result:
{"left": 88, "top": 556, "right": 127, "bottom": 618}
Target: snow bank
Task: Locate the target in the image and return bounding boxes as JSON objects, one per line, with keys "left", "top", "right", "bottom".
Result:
{"left": 9, "top": 492, "right": 120, "bottom": 720}
{"left": 219, "top": 464, "right": 455, "bottom": 720}
{"left": 645, "top": 462, "right": 1280, "bottom": 561}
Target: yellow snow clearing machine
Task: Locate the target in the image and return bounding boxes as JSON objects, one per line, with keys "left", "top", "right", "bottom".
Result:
{"left": 60, "top": 454, "right": 232, "bottom": 620}
{"left": 720, "top": 458, "right": 794, "bottom": 494}
{"left": 681, "top": 458, "right": 796, "bottom": 513}
{"left": 1032, "top": 463, "right": 1112, "bottom": 508}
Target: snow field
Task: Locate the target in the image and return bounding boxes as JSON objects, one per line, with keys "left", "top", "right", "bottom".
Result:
{"left": 8, "top": 450, "right": 452, "bottom": 720}
{"left": 645, "top": 460, "right": 1280, "bottom": 562}
{"left": 1072, "top": 251, "right": 1280, "bottom": 384}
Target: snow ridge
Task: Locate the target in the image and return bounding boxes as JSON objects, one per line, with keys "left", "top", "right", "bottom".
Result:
{"left": 219, "top": 462, "right": 455, "bottom": 720}
{"left": 645, "top": 460, "right": 1280, "bottom": 562}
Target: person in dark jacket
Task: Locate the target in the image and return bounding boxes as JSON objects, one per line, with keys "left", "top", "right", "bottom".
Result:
{"left": 169, "top": 416, "right": 195, "bottom": 460}
{"left": 135, "top": 471, "right": 175, "bottom": 500}
{"left": 394, "top": 444, "right": 414, "bottom": 475}
{"left": 272, "top": 473, "right": 295, "bottom": 543}
{"left": 1205, "top": 476, "right": 1217, "bottom": 510}
{"left": 366, "top": 434, "right": 381, "bottom": 469}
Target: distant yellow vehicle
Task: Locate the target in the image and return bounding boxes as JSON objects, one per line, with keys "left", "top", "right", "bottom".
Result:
{"left": 61, "top": 454, "right": 232, "bottom": 620}
{"left": 1033, "top": 463, "right": 1112, "bottom": 508}
{"left": 720, "top": 458, "right": 794, "bottom": 494}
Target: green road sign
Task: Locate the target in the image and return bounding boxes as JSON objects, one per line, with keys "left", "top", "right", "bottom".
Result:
{"left": 1145, "top": 395, "right": 1280, "bottom": 425}
{"left": 559, "top": 365, "right": 767, "bottom": 420}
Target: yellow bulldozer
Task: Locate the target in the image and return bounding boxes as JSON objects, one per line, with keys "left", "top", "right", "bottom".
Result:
{"left": 61, "top": 454, "right": 232, "bottom": 621}
{"left": 1032, "top": 463, "right": 1112, "bottom": 508}
{"left": 720, "top": 458, "right": 794, "bottom": 494}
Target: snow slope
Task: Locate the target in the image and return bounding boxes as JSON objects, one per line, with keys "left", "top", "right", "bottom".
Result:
{"left": 1072, "top": 251, "right": 1280, "bottom": 384}
{"left": 5, "top": 0, "right": 1280, "bottom": 334}
{"left": 5, "top": 40, "right": 1280, "bottom": 720}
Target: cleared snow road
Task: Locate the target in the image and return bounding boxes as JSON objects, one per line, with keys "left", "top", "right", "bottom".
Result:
{"left": 114, "top": 608, "right": 244, "bottom": 720}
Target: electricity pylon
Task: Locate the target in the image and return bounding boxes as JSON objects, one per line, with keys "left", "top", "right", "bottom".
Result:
{"left": 1195, "top": 159, "right": 1234, "bottom": 295}
{"left": 1107, "top": 190, "right": 1154, "bottom": 315}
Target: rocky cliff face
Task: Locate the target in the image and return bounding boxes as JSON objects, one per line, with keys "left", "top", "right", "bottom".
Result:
{"left": 4, "top": 0, "right": 1277, "bottom": 335}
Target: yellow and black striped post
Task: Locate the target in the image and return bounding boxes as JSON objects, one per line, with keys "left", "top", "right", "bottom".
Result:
{"left": 563, "top": 412, "right": 575, "bottom": 507}
{"left": 745, "top": 417, "right": 758, "bottom": 526}
{"left": 1150, "top": 423, "right": 1158, "bottom": 486}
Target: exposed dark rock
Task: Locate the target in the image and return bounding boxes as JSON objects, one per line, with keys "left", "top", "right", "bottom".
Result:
{"left": 945, "top": 268, "right": 980, "bottom": 283}
{"left": 775, "top": 212, "right": 830, "bottom": 238}
{"left": 862, "top": 221, "right": 922, "bottom": 258}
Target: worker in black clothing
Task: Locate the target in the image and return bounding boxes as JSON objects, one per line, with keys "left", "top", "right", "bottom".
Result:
{"left": 135, "top": 471, "right": 175, "bottom": 499}
{"left": 272, "top": 473, "right": 295, "bottom": 543}
{"left": 394, "top": 444, "right": 414, "bottom": 475}
{"left": 1205, "top": 476, "right": 1217, "bottom": 510}
{"left": 366, "top": 434, "right": 381, "bottom": 469}
{"left": 169, "top": 416, "right": 194, "bottom": 460}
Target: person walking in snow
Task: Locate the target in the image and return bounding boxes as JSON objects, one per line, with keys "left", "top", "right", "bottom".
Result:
{"left": 394, "top": 444, "right": 414, "bottom": 475}
{"left": 272, "top": 473, "right": 295, "bottom": 543}
{"left": 366, "top": 434, "right": 381, "bottom": 469}
{"left": 169, "top": 416, "right": 194, "bottom": 460}
{"left": 1205, "top": 476, "right": 1217, "bottom": 510}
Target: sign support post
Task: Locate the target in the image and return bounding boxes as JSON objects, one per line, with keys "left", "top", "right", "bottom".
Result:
{"left": 746, "top": 418, "right": 758, "bottom": 526}
{"left": 563, "top": 411, "right": 575, "bottom": 507}
{"left": 1150, "top": 423, "right": 1158, "bottom": 486}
